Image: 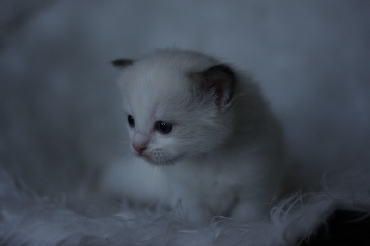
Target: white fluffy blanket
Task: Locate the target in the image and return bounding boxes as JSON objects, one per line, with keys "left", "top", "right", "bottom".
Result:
{"left": 1, "top": 168, "right": 369, "bottom": 245}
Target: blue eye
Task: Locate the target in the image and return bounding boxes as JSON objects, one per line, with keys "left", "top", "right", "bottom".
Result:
{"left": 128, "top": 115, "right": 135, "bottom": 127}
{"left": 156, "top": 121, "right": 172, "bottom": 134}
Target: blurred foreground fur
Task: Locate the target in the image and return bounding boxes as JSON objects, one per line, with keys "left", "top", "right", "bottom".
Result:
{"left": 1, "top": 167, "right": 369, "bottom": 245}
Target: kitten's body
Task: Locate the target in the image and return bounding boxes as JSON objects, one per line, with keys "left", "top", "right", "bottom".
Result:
{"left": 103, "top": 49, "right": 284, "bottom": 223}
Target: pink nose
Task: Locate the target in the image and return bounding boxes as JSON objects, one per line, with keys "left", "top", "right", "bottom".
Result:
{"left": 132, "top": 143, "right": 147, "bottom": 155}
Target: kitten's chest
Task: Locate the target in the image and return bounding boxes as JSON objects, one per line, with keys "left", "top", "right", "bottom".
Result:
{"left": 166, "top": 156, "right": 241, "bottom": 195}
{"left": 162, "top": 156, "right": 243, "bottom": 215}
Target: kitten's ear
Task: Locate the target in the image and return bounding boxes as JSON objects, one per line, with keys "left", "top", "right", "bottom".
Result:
{"left": 194, "top": 64, "right": 236, "bottom": 108}
{"left": 111, "top": 59, "right": 134, "bottom": 69}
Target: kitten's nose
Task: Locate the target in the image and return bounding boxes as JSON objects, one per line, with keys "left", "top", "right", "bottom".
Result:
{"left": 132, "top": 132, "right": 148, "bottom": 155}
{"left": 132, "top": 142, "right": 147, "bottom": 155}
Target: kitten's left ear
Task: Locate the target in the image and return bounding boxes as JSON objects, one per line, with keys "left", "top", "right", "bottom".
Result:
{"left": 194, "top": 64, "right": 236, "bottom": 108}
{"left": 111, "top": 59, "right": 134, "bottom": 69}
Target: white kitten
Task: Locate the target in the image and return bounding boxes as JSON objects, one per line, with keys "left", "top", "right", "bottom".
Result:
{"left": 102, "top": 49, "right": 284, "bottom": 223}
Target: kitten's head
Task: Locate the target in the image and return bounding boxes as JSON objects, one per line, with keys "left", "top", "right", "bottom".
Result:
{"left": 113, "top": 50, "right": 237, "bottom": 165}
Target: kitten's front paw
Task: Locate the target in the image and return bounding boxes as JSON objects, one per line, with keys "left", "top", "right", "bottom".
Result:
{"left": 171, "top": 198, "right": 214, "bottom": 225}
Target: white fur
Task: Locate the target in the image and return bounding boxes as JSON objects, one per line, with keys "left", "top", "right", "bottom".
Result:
{"left": 102, "top": 49, "right": 285, "bottom": 223}
{"left": 1, "top": 167, "right": 369, "bottom": 245}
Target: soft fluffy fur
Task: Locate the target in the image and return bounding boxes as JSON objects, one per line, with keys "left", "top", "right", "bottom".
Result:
{"left": 1, "top": 167, "right": 369, "bottom": 245}
{"left": 102, "top": 49, "right": 284, "bottom": 224}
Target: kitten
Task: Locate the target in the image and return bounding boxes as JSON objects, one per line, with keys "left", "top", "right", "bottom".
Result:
{"left": 103, "top": 49, "right": 284, "bottom": 223}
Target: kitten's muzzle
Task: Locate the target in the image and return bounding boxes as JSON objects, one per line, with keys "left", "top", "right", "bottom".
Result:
{"left": 132, "top": 132, "right": 149, "bottom": 155}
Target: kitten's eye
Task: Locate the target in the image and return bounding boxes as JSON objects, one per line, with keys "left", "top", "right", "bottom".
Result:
{"left": 156, "top": 121, "right": 172, "bottom": 134}
{"left": 128, "top": 115, "right": 135, "bottom": 128}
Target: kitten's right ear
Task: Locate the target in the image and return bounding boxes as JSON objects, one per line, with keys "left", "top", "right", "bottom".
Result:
{"left": 111, "top": 59, "right": 134, "bottom": 69}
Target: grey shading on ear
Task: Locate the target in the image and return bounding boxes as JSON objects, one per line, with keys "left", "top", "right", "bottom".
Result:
{"left": 111, "top": 59, "right": 134, "bottom": 68}
{"left": 194, "top": 64, "right": 236, "bottom": 107}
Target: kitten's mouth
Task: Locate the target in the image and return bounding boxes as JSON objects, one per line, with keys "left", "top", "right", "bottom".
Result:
{"left": 136, "top": 152, "right": 178, "bottom": 166}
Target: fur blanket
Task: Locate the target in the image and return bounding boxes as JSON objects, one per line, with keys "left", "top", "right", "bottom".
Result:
{"left": 1, "top": 167, "right": 369, "bottom": 245}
